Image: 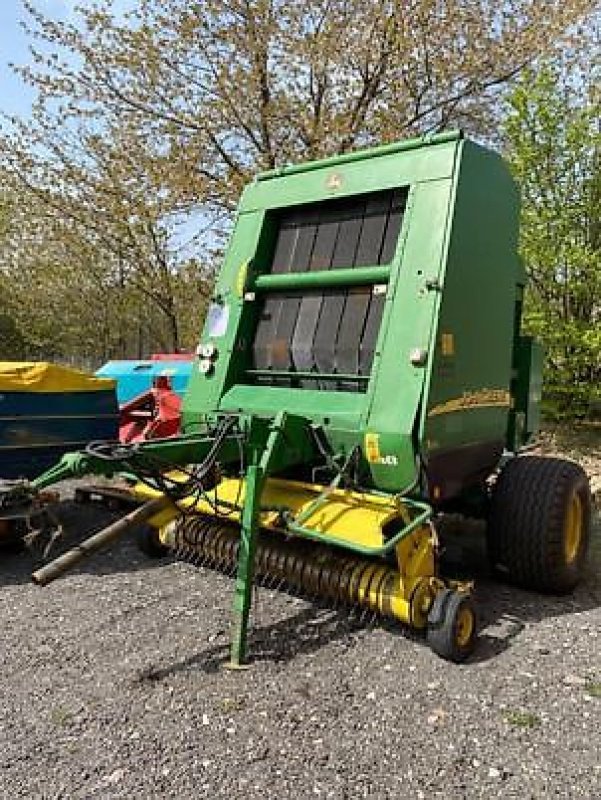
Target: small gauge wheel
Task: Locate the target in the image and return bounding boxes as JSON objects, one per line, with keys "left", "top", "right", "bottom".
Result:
{"left": 426, "top": 589, "right": 477, "bottom": 662}
{"left": 136, "top": 524, "right": 169, "bottom": 558}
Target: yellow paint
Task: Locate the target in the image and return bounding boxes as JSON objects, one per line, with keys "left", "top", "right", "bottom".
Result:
{"left": 387, "top": 593, "right": 412, "bottom": 624}
{"left": 441, "top": 332, "right": 455, "bottom": 356}
{"left": 394, "top": 524, "right": 438, "bottom": 628}
{"left": 364, "top": 433, "right": 381, "bottom": 464}
{"left": 325, "top": 172, "right": 343, "bottom": 191}
{"left": 564, "top": 491, "right": 583, "bottom": 564}
{"left": 135, "top": 475, "right": 411, "bottom": 551}
{"left": 235, "top": 260, "right": 250, "bottom": 297}
{"left": 0, "top": 362, "right": 115, "bottom": 393}
{"left": 455, "top": 604, "right": 475, "bottom": 647}
{"left": 135, "top": 478, "right": 448, "bottom": 632}
{"left": 395, "top": 525, "right": 435, "bottom": 578}
{"left": 428, "top": 388, "right": 511, "bottom": 417}
{"left": 366, "top": 566, "right": 392, "bottom": 610}
{"left": 357, "top": 564, "right": 381, "bottom": 604}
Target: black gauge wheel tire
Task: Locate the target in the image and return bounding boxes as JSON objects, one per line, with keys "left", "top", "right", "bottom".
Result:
{"left": 137, "top": 524, "right": 170, "bottom": 558}
{"left": 426, "top": 589, "right": 477, "bottom": 663}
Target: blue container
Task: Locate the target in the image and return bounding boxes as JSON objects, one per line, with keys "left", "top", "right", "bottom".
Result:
{"left": 0, "top": 362, "right": 119, "bottom": 479}
{"left": 96, "top": 359, "right": 193, "bottom": 405}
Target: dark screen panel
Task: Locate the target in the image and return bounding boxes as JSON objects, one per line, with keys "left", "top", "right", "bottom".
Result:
{"left": 291, "top": 210, "right": 340, "bottom": 384}
{"left": 252, "top": 219, "right": 300, "bottom": 377}
{"left": 354, "top": 193, "right": 394, "bottom": 266}
{"left": 250, "top": 187, "right": 407, "bottom": 390}
{"left": 359, "top": 293, "right": 385, "bottom": 375}
{"left": 335, "top": 194, "right": 393, "bottom": 389}
{"left": 357, "top": 192, "right": 406, "bottom": 376}
{"left": 270, "top": 208, "right": 320, "bottom": 381}
{"left": 379, "top": 191, "right": 405, "bottom": 264}
{"left": 312, "top": 198, "right": 365, "bottom": 383}
{"left": 335, "top": 286, "right": 371, "bottom": 388}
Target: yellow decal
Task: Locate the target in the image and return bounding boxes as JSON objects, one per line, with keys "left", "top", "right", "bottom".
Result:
{"left": 364, "top": 433, "right": 381, "bottom": 464}
{"left": 326, "top": 172, "right": 343, "bottom": 191}
{"left": 235, "top": 261, "right": 249, "bottom": 298}
{"left": 441, "top": 332, "right": 455, "bottom": 356}
{"left": 428, "top": 389, "right": 511, "bottom": 417}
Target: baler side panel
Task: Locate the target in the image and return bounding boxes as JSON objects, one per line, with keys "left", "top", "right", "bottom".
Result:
{"left": 364, "top": 175, "right": 459, "bottom": 492}
{"left": 183, "top": 136, "right": 465, "bottom": 495}
{"left": 423, "top": 141, "right": 522, "bottom": 498}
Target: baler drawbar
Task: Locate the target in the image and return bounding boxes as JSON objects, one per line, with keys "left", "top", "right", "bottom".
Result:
{"left": 10, "top": 130, "right": 591, "bottom": 664}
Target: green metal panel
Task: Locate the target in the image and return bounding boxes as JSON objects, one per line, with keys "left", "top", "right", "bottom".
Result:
{"left": 240, "top": 136, "right": 459, "bottom": 213}
{"left": 253, "top": 264, "right": 390, "bottom": 291}
{"left": 509, "top": 336, "right": 544, "bottom": 447}
{"left": 256, "top": 130, "right": 461, "bottom": 181}
{"left": 183, "top": 132, "right": 527, "bottom": 499}
{"left": 422, "top": 142, "right": 524, "bottom": 485}
{"left": 183, "top": 209, "right": 268, "bottom": 425}
{"left": 219, "top": 384, "right": 364, "bottom": 427}
{"left": 362, "top": 177, "right": 458, "bottom": 490}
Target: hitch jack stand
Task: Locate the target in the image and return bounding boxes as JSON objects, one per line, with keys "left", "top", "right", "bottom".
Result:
{"left": 228, "top": 412, "right": 288, "bottom": 668}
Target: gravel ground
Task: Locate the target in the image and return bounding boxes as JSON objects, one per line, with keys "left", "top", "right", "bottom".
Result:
{"left": 0, "top": 431, "right": 600, "bottom": 800}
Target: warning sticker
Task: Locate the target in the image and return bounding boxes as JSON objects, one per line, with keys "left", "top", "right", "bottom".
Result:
{"left": 364, "top": 433, "right": 381, "bottom": 464}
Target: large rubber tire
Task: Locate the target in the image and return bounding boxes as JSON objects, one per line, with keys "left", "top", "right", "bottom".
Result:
{"left": 488, "top": 456, "right": 591, "bottom": 594}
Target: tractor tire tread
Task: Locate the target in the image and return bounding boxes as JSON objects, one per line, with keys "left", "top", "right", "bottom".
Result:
{"left": 488, "top": 456, "right": 590, "bottom": 594}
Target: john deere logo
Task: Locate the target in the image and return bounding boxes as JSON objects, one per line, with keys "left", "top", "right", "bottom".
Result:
{"left": 326, "top": 172, "right": 343, "bottom": 191}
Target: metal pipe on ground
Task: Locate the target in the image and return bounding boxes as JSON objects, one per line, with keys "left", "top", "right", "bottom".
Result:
{"left": 31, "top": 497, "right": 170, "bottom": 587}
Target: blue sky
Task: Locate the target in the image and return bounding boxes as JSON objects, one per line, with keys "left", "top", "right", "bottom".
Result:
{"left": 0, "top": 1, "right": 75, "bottom": 119}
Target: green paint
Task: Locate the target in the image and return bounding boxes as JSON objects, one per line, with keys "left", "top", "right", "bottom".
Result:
{"left": 184, "top": 132, "right": 531, "bottom": 498}
{"left": 229, "top": 462, "right": 262, "bottom": 666}
{"left": 229, "top": 412, "right": 304, "bottom": 666}
{"left": 253, "top": 265, "right": 390, "bottom": 291}
{"left": 287, "top": 499, "right": 432, "bottom": 557}
{"left": 256, "top": 130, "right": 462, "bottom": 181}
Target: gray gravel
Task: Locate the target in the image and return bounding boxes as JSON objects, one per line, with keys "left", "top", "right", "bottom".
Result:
{"left": 0, "top": 482, "right": 599, "bottom": 799}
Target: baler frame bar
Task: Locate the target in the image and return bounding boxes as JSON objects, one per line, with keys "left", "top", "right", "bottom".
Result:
{"left": 253, "top": 264, "right": 390, "bottom": 292}
{"left": 285, "top": 499, "right": 432, "bottom": 558}
{"left": 245, "top": 369, "right": 370, "bottom": 383}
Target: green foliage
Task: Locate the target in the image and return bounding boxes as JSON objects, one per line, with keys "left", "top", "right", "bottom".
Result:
{"left": 0, "top": 312, "right": 26, "bottom": 359}
{"left": 585, "top": 681, "right": 601, "bottom": 699}
{"left": 0, "top": 195, "right": 24, "bottom": 359}
{"left": 504, "top": 63, "right": 600, "bottom": 416}
{"left": 0, "top": 2, "right": 597, "bottom": 365}
{"left": 504, "top": 710, "right": 542, "bottom": 729}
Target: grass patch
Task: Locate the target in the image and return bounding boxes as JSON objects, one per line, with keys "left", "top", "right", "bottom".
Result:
{"left": 220, "top": 696, "right": 245, "bottom": 712}
{"left": 504, "top": 710, "right": 541, "bottom": 728}
{"left": 50, "top": 706, "right": 72, "bottom": 727}
{"left": 585, "top": 682, "right": 601, "bottom": 699}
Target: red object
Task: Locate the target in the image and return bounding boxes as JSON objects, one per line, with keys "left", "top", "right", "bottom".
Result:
{"left": 150, "top": 352, "right": 194, "bottom": 362}
{"left": 119, "top": 376, "right": 183, "bottom": 443}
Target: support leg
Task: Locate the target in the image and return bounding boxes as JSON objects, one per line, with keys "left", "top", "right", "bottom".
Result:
{"left": 229, "top": 463, "right": 263, "bottom": 667}
{"left": 227, "top": 412, "right": 293, "bottom": 667}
